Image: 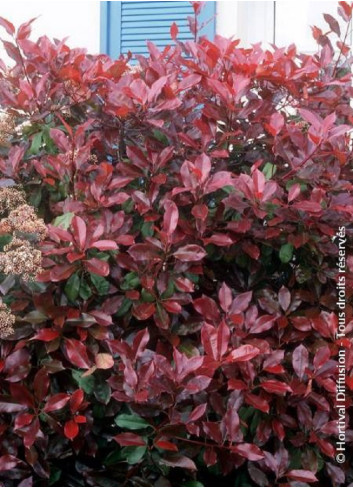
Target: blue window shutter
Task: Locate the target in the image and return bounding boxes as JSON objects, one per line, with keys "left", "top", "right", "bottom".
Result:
{"left": 101, "top": 1, "right": 216, "bottom": 59}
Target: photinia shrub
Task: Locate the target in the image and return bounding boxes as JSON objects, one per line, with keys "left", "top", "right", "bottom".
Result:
{"left": 0, "top": 2, "right": 352, "bottom": 486}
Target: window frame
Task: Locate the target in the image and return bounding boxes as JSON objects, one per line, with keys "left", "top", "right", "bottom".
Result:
{"left": 100, "top": 1, "right": 216, "bottom": 59}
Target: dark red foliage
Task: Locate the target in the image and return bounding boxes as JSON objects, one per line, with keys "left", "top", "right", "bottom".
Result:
{"left": 0, "top": 2, "right": 352, "bottom": 486}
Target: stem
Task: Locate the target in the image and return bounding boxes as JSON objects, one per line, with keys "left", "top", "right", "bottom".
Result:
{"left": 15, "top": 40, "right": 41, "bottom": 114}
{"left": 332, "top": 16, "right": 352, "bottom": 78}
{"left": 173, "top": 435, "right": 225, "bottom": 450}
{"left": 281, "top": 144, "right": 320, "bottom": 180}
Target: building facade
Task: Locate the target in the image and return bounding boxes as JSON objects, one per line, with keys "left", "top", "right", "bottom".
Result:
{"left": 0, "top": 1, "right": 349, "bottom": 59}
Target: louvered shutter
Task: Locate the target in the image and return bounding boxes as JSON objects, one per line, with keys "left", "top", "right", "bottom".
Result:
{"left": 101, "top": 1, "right": 216, "bottom": 59}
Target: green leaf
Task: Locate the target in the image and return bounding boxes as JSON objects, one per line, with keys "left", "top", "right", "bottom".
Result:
{"left": 160, "top": 280, "right": 174, "bottom": 300}
{"left": 94, "top": 382, "right": 111, "bottom": 405}
{"left": 79, "top": 278, "right": 92, "bottom": 300}
{"left": 115, "top": 413, "right": 152, "bottom": 431}
{"left": 53, "top": 212, "right": 74, "bottom": 230}
{"left": 120, "top": 272, "right": 140, "bottom": 290}
{"left": 72, "top": 370, "right": 95, "bottom": 394}
{"left": 263, "top": 162, "right": 277, "bottom": 179}
{"left": 152, "top": 129, "right": 169, "bottom": 145}
{"left": 104, "top": 449, "right": 123, "bottom": 466}
{"left": 93, "top": 404, "right": 106, "bottom": 419}
{"left": 183, "top": 483, "right": 204, "bottom": 487}
{"left": 222, "top": 185, "right": 234, "bottom": 195}
{"left": 48, "top": 467, "right": 62, "bottom": 486}
{"left": 116, "top": 298, "right": 132, "bottom": 317}
{"left": 121, "top": 446, "right": 147, "bottom": 465}
{"left": 0, "top": 234, "right": 12, "bottom": 249}
{"left": 141, "top": 222, "right": 154, "bottom": 238}
{"left": 279, "top": 243, "right": 294, "bottom": 263}
{"left": 141, "top": 289, "right": 155, "bottom": 303}
{"left": 122, "top": 198, "right": 134, "bottom": 213}
{"left": 90, "top": 273, "right": 110, "bottom": 295}
{"left": 64, "top": 272, "right": 80, "bottom": 302}
{"left": 29, "top": 187, "right": 42, "bottom": 207}
{"left": 29, "top": 132, "right": 42, "bottom": 155}
{"left": 42, "top": 127, "right": 58, "bottom": 155}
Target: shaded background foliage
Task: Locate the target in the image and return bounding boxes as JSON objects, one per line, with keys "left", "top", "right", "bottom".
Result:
{"left": 0, "top": 1, "right": 352, "bottom": 486}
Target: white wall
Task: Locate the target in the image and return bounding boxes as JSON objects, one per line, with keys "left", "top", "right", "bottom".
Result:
{"left": 217, "top": 1, "right": 274, "bottom": 45}
{"left": 0, "top": 1, "right": 349, "bottom": 61}
{"left": 216, "top": 1, "right": 350, "bottom": 51}
{"left": 0, "top": 1, "right": 100, "bottom": 54}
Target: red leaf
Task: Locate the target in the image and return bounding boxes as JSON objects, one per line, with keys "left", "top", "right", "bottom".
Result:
{"left": 0, "top": 402, "right": 27, "bottom": 413}
{"left": 187, "top": 403, "right": 207, "bottom": 423}
{"left": 0, "top": 455, "right": 22, "bottom": 471}
{"left": 170, "top": 22, "right": 179, "bottom": 40}
{"left": 219, "top": 282, "right": 232, "bottom": 312}
{"left": 64, "top": 338, "right": 91, "bottom": 368}
{"left": 265, "top": 112, "right": 284, "bottom": 136}
{"left": 17, "top": 18, "right": 37, "bottom": 40}
{"left": 191, "top": 203, "right": 208, "bottom": 221}
{"left": 163, "top": 300, "right": 182, "bottom": 314}
{"left": 128, "top": 243, "right": 161, "bottom": 262}
{"left": 70, "top": 389, "right": 84, "bottom": 413}
{"left": 178, "top": 74, "right": 202, "bottom": 92}
{"left": 288, "top": 183, "right": 301, "bottom": 202}
{"left": 33, "top": 368, "right": 50, "bottom": 401}
{"left": 227, "top": 379, "right": 247, "bottom": 390}
{"left": 230, "top": 291, "right": 252, "bottom": 313}
{"left": 260, "top": 380, "right": 292, "bottom": 395}
{"left": 313, "top": 346, "right": 331, "bottom": 371}
{"left": 216, "top": 320, "right": 230, "bottom": 360}
{"left": 91, "top": 240, "right": 118, "bottom": 251}
{"left": 285, "top": 470, "right": 318, "bottom": 483}
{"left": 205, "top": 171, "right": 233, "bottom": 194}
{"left": 50, "top": 264, "right": 77, "bottom": 282}
{"left": 14, "top": 413, "right": 34, "bottom": 429}
{"left": 160, "top": 454, "right": 196, "bottom": 471}
{"left": 231, "top": 443, "right": 264, "bottom": 461}
{"left": 292, "top": 344, "right": 309, "bottom": 380}
{"left": 278, "top": 286, "right": 290, "bottom": 312}
{"left": 133, "top": 303, "right": 156, "bottom": 321}
{"left": 244, "top": 393, "right": 270, "bottom": 413}
{"left": 163, "top": 200, "right": 179, "bottom": 236}
{"left": 173, "top": 244, "right": 207, "bottom": 262}
{"left": 250, "top": 315, "right": 276, "bottom": 334}
{"left": 4, "top": 348, "right": 31, "bottom": 382}
{"left": 126, "top": 146, "right": 148, "bottom": 170}
{"left": 292, "top": 201, "right": 322, "bottom": 214}
{"left": 193, "top": 295, "right": 220, "bottom": 322}
{"left": 10, "top": 384, "right": 34, "bottom": 407}
{"left": 204, "top": 233, "right": 233, "bottom": 246}
{"left": 49, "top": 128, "right": 70, "bottom": 152}
{"left": 155, "top": 439, "right": 178, "bottom": 451}
{"left": 72, "top": 216, "right": 87, "bottom": 251}
{"left": 74, "top": 415, "right": 86, "bottom": 424}
{"left": 132, "top": 328, "right": 150, "bottom": 358}
{"left": 114, "top": 433, "right": 146, "bottom": 447}
{"left": 222, "top": 408, "right": 239, "bottom": 442}
{"left": 32, "top": 329, "right": 59, "bottom": 342}
{"left": 85, "top": 258, "right": 109, "bottom": 276}
{"left": 23, "top": 417, "right": 40, "bottom": 448}
{"left": 43, "top": 393, "right": 70, "bottom": 413}
{"left": 185, "top": 375, "right": 212, "bottom": 394}
{"left": 226, "top": 345, "right": 260, "bottom": 363}
{"left": 0, "top": 17, "right": 15, "bottom": 35}
{"left": 64, "top": 420, "right": 79, "bottom": 440}
{"left": 174, "top": 277, "right": 194, "bottom": 293}
{"left": 323, "top": 13, "right": 340, "bottom": 36}
{"left": 95, "top": 353, "right": 114, "bottom": 369}
{"left": 201, "top": 322, "right": 218, "bottom": 360}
